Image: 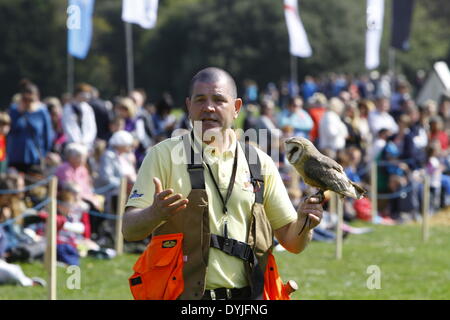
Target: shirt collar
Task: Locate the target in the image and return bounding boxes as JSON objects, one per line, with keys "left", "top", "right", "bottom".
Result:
{"left": 191, "top": 129, "right": 237, "bottom": 159}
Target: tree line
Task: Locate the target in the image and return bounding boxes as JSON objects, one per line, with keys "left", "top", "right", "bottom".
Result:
{"left": 0, "top": 0, "right": 449, "bottom": 108}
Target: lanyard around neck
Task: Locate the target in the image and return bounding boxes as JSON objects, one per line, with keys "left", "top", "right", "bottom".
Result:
{"left": 204, "top": 143, "right": 238, "bottom": 215}
{"left": 190, "top": 131, "right": 238, "bottom": 238}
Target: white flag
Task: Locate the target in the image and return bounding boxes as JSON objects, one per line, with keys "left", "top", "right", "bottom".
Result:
{"left": 365, "top": 0, "right": 384, "bottom": 69}
{"left": 122, "top": 0, "right": 158, "bottom": 29}
{"left": 284, "top": 0, "right": 312, "bottom": 58}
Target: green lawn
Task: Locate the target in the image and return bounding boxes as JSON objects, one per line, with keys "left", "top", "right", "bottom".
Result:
{"left": 1, "top": 222, "right": 449, "bottom": 300}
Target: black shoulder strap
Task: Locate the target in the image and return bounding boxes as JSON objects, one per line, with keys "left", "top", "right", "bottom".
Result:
{"left": 239, "top": 141, "right": 264, "bottom": 204}
{"left": 182, "top": 133, "right": 205, "bottom": 189}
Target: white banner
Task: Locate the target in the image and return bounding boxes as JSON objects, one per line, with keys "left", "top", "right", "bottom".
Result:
{"left": 365, "top": 0, "right": 385, "bottom": 69}
{"left": 284, "top": 0, "right": 312, "bottom": 58}
{"left": 122, "top": 0, "right": 159, "bottom": 29}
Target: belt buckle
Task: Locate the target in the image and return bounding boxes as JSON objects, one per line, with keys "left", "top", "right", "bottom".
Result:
{"left": 226, "top": 288, "right": 232, "bottom": 299}
{"left": 210, "top": 289, "right": 216, "bottom": 300}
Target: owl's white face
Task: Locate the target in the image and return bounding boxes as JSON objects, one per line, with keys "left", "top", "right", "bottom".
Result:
{"left": 285, "top": 139, "right": 304, "bottom": 164}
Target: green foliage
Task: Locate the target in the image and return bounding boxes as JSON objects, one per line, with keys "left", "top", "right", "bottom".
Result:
{"left": 0, "top": 0, "right": 449, "bottom": 108}
{"left": 299, "top": 0, "right": 366, "bottom": 75}
{"left": 391, "top": 0, "right": 450, "bottom": 79}
{"left": 0, "top": 0, "right": 66, "bottom": 107}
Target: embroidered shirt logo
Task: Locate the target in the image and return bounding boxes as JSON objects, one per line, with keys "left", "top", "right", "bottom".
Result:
{"left": 129, "top": 190, "right": 144, "bottom": 199}
{"left": 162, "top": 240, "right": 177, "bottom": 248}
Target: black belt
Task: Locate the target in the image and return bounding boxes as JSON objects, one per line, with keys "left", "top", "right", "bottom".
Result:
{"left": 202, "top": 286, "right": 252, "bottom": 300}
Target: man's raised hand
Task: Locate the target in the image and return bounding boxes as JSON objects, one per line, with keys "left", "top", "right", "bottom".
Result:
{"left": 152, "top": 177, "right": 189, "bottom": 220}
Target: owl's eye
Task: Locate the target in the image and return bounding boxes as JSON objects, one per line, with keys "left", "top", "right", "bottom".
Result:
{"left": 289, "top": 146, "right": 299, "bottom": 158}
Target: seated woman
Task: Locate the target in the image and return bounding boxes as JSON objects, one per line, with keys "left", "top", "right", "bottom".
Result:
{"left": 114, "top": 97, "right": 138, "bottom": 134}
{"left": 93, "top": 131, "right": 136, "bottom": 248}
{"left": 55, "top": 143, "right": 102, "bottom": 212}
{"left": 55, "top": 143, "right": 105, "bottom": 236}
{"left": 96, "top": 130, "right": 136, "bottom": 213}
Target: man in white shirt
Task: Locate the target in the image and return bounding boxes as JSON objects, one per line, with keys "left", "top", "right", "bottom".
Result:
{"left": 318, "top": 97, "right": 348, "bottom": 155}
{"left": 62, "top": 83, "right": 97, "bottom": 151}
{"left": 368, "top": 96, "right": 398, "bottom": 137}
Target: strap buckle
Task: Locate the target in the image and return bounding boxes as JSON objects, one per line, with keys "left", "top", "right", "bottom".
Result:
{"left": 222, "top": 238, "right": 233, "bottom": 255}
{"left": 210, "top": 289, "right": 216, "bottom": 300}
{"left": 241, "top": 244, "right": 252, "bottom": 261}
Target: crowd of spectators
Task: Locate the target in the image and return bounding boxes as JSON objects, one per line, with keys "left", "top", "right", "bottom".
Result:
{"left": 1, "top": 70, "right": 450, "bottom": 286}
{"left": 243, "top": 72, "right": 450, "bottom": 239}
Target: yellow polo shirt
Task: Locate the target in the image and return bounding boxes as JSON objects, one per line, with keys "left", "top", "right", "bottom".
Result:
{"left": 125, "top": 131, "right": 297, "bottom": 289}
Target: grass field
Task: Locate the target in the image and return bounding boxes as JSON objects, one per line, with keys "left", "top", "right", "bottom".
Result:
{"left": 1, "top": 219, "right": 449, "bottom": 300}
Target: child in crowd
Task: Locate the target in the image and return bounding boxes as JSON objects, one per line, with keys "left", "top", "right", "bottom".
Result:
{"left": 88, "top": 139, "right": 107, "bottom": 191}
{"left": 0, "top": 172, "right": 46, "bottom": 264}
{"left": 34, "top": 183, "right": 99, "bottom": 266}
{"left": 0, "top": 112, "right": 11, "bottom": 174}
{"left": 426, "top": 140, "right": 444, "bottom": 212}
{"left": 108, "top": 116, "right": 125, "bottom": 141}
{"left": 0, "top": 172, "right": 27, "bottom": 222}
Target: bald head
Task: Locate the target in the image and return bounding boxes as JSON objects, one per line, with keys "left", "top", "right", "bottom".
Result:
{"left": 189, "top": 67, "right": 237, "bottom": 99}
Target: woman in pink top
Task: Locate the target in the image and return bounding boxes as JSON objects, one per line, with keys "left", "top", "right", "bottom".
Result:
{"left": 55, "top": 143, "right": 100, "bottom": 210}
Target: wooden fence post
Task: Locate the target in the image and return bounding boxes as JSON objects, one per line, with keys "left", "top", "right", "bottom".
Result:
{"left": 45, "top": 176, "right": 58, "bottom": 300}
{"left": 422, "top": 174, "right": 430, "bottom": 242}
{"left": 115, "top": 177, "right": 127, "bottom": 255}
{"left": 335, "top": 193, "right": 344, "bottom": 260}
{"left": 370, "top": 161, "right": 378, "bottom": 223}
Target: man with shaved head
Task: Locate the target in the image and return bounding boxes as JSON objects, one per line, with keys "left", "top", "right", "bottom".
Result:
{"left": 123, "top": 67, "right": 323, "bottom": 300}
{"left": 189, "top": 67, "right": 238, "bottom": 99}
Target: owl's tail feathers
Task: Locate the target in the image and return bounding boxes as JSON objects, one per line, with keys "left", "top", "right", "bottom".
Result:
{"left": 351, "top": 182, "right": 367, "bottom": 199}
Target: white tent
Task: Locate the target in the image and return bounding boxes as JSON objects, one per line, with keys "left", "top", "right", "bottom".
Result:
{"left": 416, "top": 61, "right": 450, "bottom": 106}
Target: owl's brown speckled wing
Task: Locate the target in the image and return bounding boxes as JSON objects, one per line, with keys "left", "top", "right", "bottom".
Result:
{"left": 302, "top": 155, "right": 353, "bottom": 196}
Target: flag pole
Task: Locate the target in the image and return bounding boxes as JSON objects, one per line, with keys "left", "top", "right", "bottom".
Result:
{"left": 67, "top": 53, "right": 74, "bottom": 95}
{"left": 290, "top": 54, "right": 298, "bottom": 96}
{"left": 388, "top": 47, "right": 396, "bottom": 93}
{"left": 125, "top": 22, "right": 135, "bottom": 94}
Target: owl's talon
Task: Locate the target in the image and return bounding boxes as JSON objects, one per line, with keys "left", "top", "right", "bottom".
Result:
{"left": 306, "top": 190, "right": 325, "bottom": 203}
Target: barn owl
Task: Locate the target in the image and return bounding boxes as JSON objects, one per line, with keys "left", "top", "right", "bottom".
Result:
{"left": 285, "top": 137, "right": 366, "bottom": 201}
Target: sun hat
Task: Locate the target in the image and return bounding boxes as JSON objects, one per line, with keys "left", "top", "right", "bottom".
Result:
{"left": 109, "top": 130, "right": 134, "bottom": 147}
